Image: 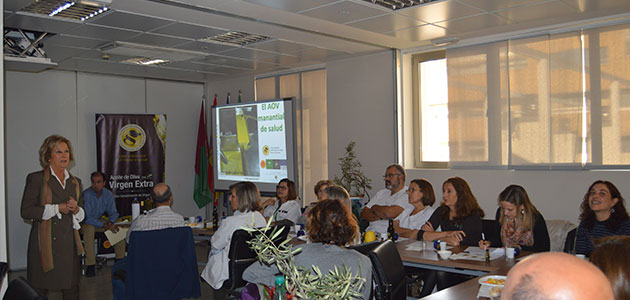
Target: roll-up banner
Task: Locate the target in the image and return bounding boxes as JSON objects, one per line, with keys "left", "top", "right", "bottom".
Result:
{"left": 96, "top": 114, "right": 166, "bottom": 216}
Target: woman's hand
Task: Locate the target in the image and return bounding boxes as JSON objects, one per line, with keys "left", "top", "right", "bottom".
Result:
{"left": 421, "top": 222, "right": 434, "bottom": 232}
{"left": 479, "top": 240, "right": 491, "bottom": 250}
{"left": 66, "top": 197, "right": 80, "bottom": 214}
{"left": 442, "top": 235, "right": 461, "bottom": 246}
{"left": 261, "top": 198, "right": 276, "bottom": 209}
{"left": 447, "top": 230, "right": 466, "bottom": 244}
{"left": 58, "top": 202, "right": 70, "bottom": 214}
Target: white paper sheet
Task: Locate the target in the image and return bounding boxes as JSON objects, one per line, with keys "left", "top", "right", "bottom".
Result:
{"left": 105, "top": 227, "right": 129, "bottom": 245}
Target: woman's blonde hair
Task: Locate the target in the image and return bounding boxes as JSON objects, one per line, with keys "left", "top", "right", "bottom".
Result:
{"left": 498, "top": 185, "right": 540, "bottom": 232}
{"left": 38, "top": 135, "right": 74, "bottom": 168}
{"left": 230, "top": 181, "right": 262, "bottom": 213}
{"left": 323, "top": 185, "right": 352, "bottom": 209}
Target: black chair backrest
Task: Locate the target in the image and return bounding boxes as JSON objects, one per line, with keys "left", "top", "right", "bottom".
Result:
{"left": 563, "top": 228, "right": 577, "bottom": 253}
{"left": 3, "top": 276, "right": 48, "bottom": 300}
{"left": 0, "top": 262, "right": 8, "bottom": 290}
{"left": 368, "top": 240, "right": 406, "bottom": 300}
{"left": 222, "top": 224, "right": 290, "bottom": 291}
{"left": 347, "top": 241, "right": 383, "bottom": 255}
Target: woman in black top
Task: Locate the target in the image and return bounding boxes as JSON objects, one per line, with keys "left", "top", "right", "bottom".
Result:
{"left": 417, "top": 177, "right": 485, "bottom": 246}
{"left": 417, "top": 177, "right": 485, "bottom": 297}
{"left": 479, "top": 185, "right": 550, "bottom": 252}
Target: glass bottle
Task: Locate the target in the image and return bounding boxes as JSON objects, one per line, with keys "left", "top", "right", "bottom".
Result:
{"left": 273, "top": 275, "right": 286, "bottom": 300}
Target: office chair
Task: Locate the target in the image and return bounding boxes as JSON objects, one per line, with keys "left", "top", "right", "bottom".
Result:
{"left": 221, "top": 224, "right": 290, "bottom": 295}
{"left": 3, "top": 276, "right": 48, "bottom": 300}
{"left": 368, "top": 240, "right": 407, "bottom": 300}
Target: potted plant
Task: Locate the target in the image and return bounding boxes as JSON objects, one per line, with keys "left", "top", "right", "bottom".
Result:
{"left": 334, "top": 141, "right": 372, "bottom": 199}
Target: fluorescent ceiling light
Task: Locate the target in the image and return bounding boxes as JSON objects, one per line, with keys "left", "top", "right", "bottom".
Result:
{"left": 121, "top": 57, "right": 171, "bottom": 66}
{"left": 99, "top": 41, "right": 207, "bottom": 62}
{"left": 21, "top": 0, "right": 111, "bottom": 21}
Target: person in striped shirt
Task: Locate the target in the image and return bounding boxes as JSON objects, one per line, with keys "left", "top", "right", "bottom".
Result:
{"left": 126, "top": 183, "right": 187, "bottom": 242}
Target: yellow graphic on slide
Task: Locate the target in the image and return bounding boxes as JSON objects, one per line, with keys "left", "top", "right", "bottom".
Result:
{"left": 262, "top": 145, "right": 270, "bottom": 156}
{"left": 218, "top": 105, "right": 260, "bottom": 177}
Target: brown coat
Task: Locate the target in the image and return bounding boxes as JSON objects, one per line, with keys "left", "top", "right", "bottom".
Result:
{"left": 21, "top": 170, "right": 83, "bottom": 290}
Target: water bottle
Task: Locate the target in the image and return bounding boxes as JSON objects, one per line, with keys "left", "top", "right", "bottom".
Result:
{"left": 387, "top": 219, "right": 396, "bottom": 240}
{"left": 131, "top": 197, "right": 140, "bottom": 220}
{"left": 212, "top": 205, "right": 219, "bottom": 231}
{"left": 273, "top": 275, "right": 286, "bottom": 300}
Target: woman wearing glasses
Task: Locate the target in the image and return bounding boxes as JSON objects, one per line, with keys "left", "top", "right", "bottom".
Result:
{"left": 262, "top": 178, "right": 301, "bottom": 224}
{"left": 393, "top": 179, "right": 436, "bottom": 238}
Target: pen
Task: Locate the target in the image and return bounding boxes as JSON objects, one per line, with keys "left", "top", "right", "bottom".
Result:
{"left": 482, "top": 233, "right": 490, "bottom": 262}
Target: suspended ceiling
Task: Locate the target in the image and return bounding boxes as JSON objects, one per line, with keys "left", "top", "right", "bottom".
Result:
{"left": 4, "top": 0, "right": 630, "bottom": 82}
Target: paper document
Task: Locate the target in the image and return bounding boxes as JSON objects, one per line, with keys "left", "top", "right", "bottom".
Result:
{"left": 105, "top": 227, "right": 129, "bottom": 245}
{"left": 450, "top": 247, "right": 505, "bottom": 261}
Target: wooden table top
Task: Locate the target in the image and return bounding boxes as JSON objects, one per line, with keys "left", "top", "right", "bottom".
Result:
{"left": 192, "top": 227, "right": 215, "bottom": 236}
{"left": 394, "top": 239, "right": 528, "bottom": 300}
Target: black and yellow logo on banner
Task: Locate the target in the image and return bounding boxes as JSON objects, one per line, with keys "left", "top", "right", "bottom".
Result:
{"left": 118, "top": 124, "right": 146, "bottom": 152}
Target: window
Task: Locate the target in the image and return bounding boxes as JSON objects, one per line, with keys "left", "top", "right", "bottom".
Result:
{"left": 411, "top": 22, "right": 630, "bottom": 168}
{"left": 255, "top": 69, "right": 328, "bottom": 205}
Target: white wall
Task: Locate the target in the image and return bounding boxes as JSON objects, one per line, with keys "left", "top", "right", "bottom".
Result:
{"left": 207, "top": 75, "right": 255, "bottom": 106}
{"left": 5, "top": 70, "right": 205, "bottom": 270}
{"left": 327, "top": 51, "right": 397, "bottom": 194}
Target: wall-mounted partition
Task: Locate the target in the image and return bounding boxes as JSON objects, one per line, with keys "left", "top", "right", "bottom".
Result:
{"left": 5, "top": 70, "right": 204, "bottom": 270}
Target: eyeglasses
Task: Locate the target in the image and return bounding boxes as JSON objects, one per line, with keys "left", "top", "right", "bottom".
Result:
{"left": 407, "top": 188, "right": 421, "bottom": 193}
{"left": 383, "top": 173, "right": 402, "bottom": 179}
{"left": 276, "top": 185, "right": 288, "bottom": 190}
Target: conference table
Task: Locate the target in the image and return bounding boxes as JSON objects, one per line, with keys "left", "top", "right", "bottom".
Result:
{"left": 395, "top": 239, "right": 527, "bottom": 299}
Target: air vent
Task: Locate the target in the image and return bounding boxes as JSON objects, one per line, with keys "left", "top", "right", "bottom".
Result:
{"left": 364, "top": 0, "right": 439, "bottom": 10}
{"left": 120, "top": 57, "right": 170, "bottom": 66}
{"left": 199, "top": 31, "right": 270, "bottom": 46}
{"left": 20, "top": 0, "right": 111, "bottom": 21}
{"left": 99, "top": 41, "right": 207, "bottom": 62}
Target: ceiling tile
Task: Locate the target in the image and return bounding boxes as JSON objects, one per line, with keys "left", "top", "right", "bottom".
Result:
{"left": 90, "top": 11, "right": 174, "bottom": 32}
{"left": 300, "top": 1, "right": 387, "bottom": 24}
{"left": 256, "top": 54, "right": 301, "bottom": 66}
{"left": 67, "top": 24, "right": 141, "bottom": 41}
{"left": 125, "top": 33, "right": 192, "bottom": 48}
{"left": 456, "top": 0, "right": 548, "bottom": 12}
{"left": 494, "top": 0, "right": 580, "bottom": 23}
{"left": 5, "top": 0, "right": 32, "bottom": 12}
{"left": 247, "top": 39, "right": 316, "bottom": 54}
{"left": 45, "top": 34, "right": 108, "bottom": 50}
{"left": 396, "top": 0, "right": 485, "bottom": 23}
{"left": 41, "top": 44, "right": 89, "bottom": 62}
{"left": 75, "top": 49, "right": 132, "bottom": 63}
{"left": 243, "top": 0, "right": 340, "bottom": 13}
{"left": 5, "top": 12, "right": 83, "bottom": 34}
{"left": 149, "top": 22, "right": 228, "bottom": 40}
{"left": 173, "top": 41, "right": 237, "bottom": 54}
{"left": 435, "top": 13, "right": 510, "bottom": 34}
{"left": 217, "top": 47, "right": 277, "bottom": 60}
{"left": 346, "top": 12, "right": 427, "bottom": 33}
{"left": 561, "top": 0, "right": 630, "bottom": 12}
{"left": 387, "top": 23, "right": 448, "bottom": 41}
{"left": 192, "top": 55, "right": 270, "bottom": 69}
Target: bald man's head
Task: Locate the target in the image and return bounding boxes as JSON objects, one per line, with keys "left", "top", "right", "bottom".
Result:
{"left": 151, "top": 183, "right": 172, "bottom": 206}
{"left": 502, "top": 252, "right": 613, "bottom": 300}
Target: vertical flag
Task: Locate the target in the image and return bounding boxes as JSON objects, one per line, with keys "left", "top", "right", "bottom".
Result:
{"left": 226, "top": 92, "right": 231, "bottom": 104}
{"left": 193, "top": 101, "right": 213, "bottom": 208}
{"left": 213, "top": 94, "right": 217, "bottom": 107}
{"left": 238, "top": 90, "right": 242, "bottom": 103}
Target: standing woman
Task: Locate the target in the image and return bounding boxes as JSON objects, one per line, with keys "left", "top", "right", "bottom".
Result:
{"left": 262, "top": 178, "right": 301, "bottom": 224}
{"left": 479, "top": 185, "right": 550, "bottom": 252}
{"left": 201, "top": 181, "right": 267, "bottom": 295}
{"left": 575, "top": 180, "right": 630, "bottom": 256}
{"left": 21, "top": 135, "right": 85, "bottom": 299}
{"left": 393, "top": 179, "right": 436, "bottom": 239}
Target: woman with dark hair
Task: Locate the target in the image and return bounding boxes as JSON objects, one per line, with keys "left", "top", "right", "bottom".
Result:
{"left": 244, "top": 199, "right": 372, "bottom": 299}
{"left": 416, "top": 177, "right": 484, "bottom": 296}
{"left": 591, "top": 236, "right": 630, "bottom": 300}
{"left": 479, "top": 185, "right": 550, "bottom": 252}
{"left": 417, "top": 177, "right": 484, "bottom": 246}
{"left": 201, "top": 181, "right": 266, "bottom": 294}
{"left": 21, "top": 135, "right": 84, "bottom": 299}
{"left": 575, "top": 180, "right": 630, "bottom": 256}
{"left": 262, "top": 178, "right": 301, "bottom": 224}
{"left": 394, "top": 179, "right": 436, "bottom": 239}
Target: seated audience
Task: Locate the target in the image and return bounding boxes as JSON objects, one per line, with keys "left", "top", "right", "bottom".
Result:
{"left": 479, "top": 185, "right": 550, "bottom": 252}
{"left": 575, "top": 180, "right": 630, "bottom": 256}
{"left": 82, "top": 171, "right": 126, "bottom": 277}
{"left": 322, "top": 185, "right": 352, "bottom": 210}
{"left": 393, "top": 179, "right": 436, "bottom": 239}
{"left": 300, "top": 179, "right": 335, "bottom": 222}
{"left": 201, "top": 181, "right": 266, "bottom": 295}
{"left": 591, "top": 236, "right": 630, "bottom": 300}
{"left": 502, "top": 252, "right": 613, "bottom": 300}
{"left": 127, "top": 183, "right": 187, "bottom": 241}
{"left": 417, "top": 177, "right": 484, "bottom": 296}
{"left": 361, "top": 164, "right": 411, "bottom": 236}
{"left": 416, "top": 177, "right": 484, "bottom": 246}
{"left": 244, "top": 199, "right": 372, "bottom": 299}
{"left": 262, "top": 178, "right": 301, "bottom": 224}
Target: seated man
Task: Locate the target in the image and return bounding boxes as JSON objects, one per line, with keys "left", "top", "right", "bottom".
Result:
{"left": 82, "top": 171, "right": 125, "bottom": 277}
{"left": 361, "top": 164, "right": 411, "bottom": 235}
{"left": 502, "top": 252, "right": 613, "bottom": 300}
{"left": 126, "top": 183, "right": 187, "bottom": 242}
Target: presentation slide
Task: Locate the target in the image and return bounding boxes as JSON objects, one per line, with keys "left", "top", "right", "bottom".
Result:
{"left": 212, "top": 98, "right": 296, "bottom": 192}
